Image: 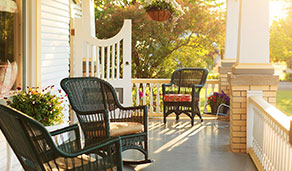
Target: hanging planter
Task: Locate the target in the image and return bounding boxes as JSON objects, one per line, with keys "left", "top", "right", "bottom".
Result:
{"left": 147, "top": 10, "right": 171, "bottom": 22}
{"left": 143, "top": 0, "right": 184, "bottom": 22}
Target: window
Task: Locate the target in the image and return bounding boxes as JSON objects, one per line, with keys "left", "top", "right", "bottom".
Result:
{"left": 0, "top": 0, "right": 22, "bottom": 96}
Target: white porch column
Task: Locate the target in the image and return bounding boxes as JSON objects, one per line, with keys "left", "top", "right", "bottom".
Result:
{"left": 82, "top": 0, "right": 96, "bottom": 37}
{"left": 232, "top": 0, "right": 273, "bottom": 74}
{"left": 228, "top": 0, "right": 279, "bottom": 153}
{"left": 224, "top": 0, "right": 239, "bottom": 61}
{"left": 218, "top": 0, "right": 239, "bottom": 99}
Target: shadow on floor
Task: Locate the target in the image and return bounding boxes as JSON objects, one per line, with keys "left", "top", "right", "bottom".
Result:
{"left": 123, "top": 118, "right": 256, "bottom": 171}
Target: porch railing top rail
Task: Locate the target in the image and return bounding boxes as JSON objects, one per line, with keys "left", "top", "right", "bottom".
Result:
{"left": 131, "top": 78, "right": 219, "bottom": 84}
{"left": 249, "top": 95, "right": 291, "bottom": 133}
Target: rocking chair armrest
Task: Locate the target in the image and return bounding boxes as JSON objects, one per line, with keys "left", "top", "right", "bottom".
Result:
{"left": 162, "top": 83, "right": 173, "bottom": 96}
{"left": 58, "top": 137, "right": 122, "bottom": 157}
{"left": 162, "top": 83, "right": 172, "bottom": 88}
{"left": 50, "top": 124, "right": 82, "bottom": 151}
{"left": 191, "top": 84, "right": 204, "bottom": 93}
{"left": 50, "top": 124, "right": 80, "bottom": 137}
{"left": 119, "top": 105, "right": 147, "bottom": 111}
{"left": 192, "top": 84, "right": 203, "bottom": 89}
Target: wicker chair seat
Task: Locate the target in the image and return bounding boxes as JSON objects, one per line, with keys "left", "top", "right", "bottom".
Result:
{"left": 163, "top": 94, "right": 192, "bottom": 102}
{"left": 46, "top": 154, "right": 96, "bottom": 170}
{"left": 110, "top": 122, "right": 144, "bottom": 137}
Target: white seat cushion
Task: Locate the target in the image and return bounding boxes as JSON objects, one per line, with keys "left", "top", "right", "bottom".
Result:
{"left": 110, "top": 122, "right": 144, "bottom": 137}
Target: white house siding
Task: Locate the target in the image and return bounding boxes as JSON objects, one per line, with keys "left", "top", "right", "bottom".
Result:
{"left": 41, "top": 0, "right": 70, "bottom": 122}
{"left": 41, "top": 0, "right": 70, "bottom": 87}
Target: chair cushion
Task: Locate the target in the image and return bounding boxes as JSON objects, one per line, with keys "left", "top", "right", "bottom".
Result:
{"left": 163, "top": 94, "right": 192, "bottom": 102}
{"left": 110, "top": 122, "right": 144, "bottom": 137}
{"left": 46, "top": 154, "right": 96, "bottom": 170}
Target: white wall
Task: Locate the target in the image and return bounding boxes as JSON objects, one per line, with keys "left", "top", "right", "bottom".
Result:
{"left": 40, "top": 0, "right": 70, "bottom": 87}
{"left": 40, "top": 0, "right": 71, "bottom": 122}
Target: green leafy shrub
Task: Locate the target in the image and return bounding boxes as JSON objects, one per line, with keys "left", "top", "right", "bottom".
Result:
{"left": 207, "top": 73, "right": 219, "bottom": 79}
{"left": 284, "top": 73, "right": 292, "bottom": 82}
{"left": 5, "top": 86, "right": 65, "bottom": 126}
{"left": 143, "top": 0, "right": 183, "bottom": 16}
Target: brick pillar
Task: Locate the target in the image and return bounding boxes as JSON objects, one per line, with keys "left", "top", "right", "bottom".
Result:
{"left": 218, "top": 60, "right": 235, "bottom": 120}
{"left": 228, "top": 74, "right": 279, "bottom": 152}
{"left": 219, "top": 59, "right": 236, "bottom": 96}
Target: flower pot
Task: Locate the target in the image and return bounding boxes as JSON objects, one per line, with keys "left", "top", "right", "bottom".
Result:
{"left": 210, "top": 103, "right": 229, "bottom": 114}
{"left": 147, "top": 10, "right": 171, "bottom": 21}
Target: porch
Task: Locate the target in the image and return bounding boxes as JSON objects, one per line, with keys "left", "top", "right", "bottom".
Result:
{"left": 0, "top": 119, "right": 256, "bottom": 171}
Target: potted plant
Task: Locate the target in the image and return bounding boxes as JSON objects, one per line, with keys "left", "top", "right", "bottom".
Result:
{"left": 5, "top": 86, "right": 66, "bottom": 126}
{"left": 143, "top": 0, "right": 183, "bottom": 21}
{"left": 207, "top": 90, "right": 230, "bottom": 114}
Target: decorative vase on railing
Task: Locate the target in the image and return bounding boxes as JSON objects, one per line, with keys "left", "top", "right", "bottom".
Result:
{"left": 207, "top": 91, "right": 230, "bottom": 114}
{"left": 0, "top": 61, "right": 18, "bottom": 95}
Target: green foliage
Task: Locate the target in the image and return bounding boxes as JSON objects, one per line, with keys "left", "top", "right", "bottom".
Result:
{"left": 143, "top": 0, "right": 176, "bottom": 14}
{"left": 283, "top": 73, "right": 292, "bottom": 81}
{"left": 207, "top": 73, "right": 219, "bottom": 79}
{"left": 277, "top": 90, "right": 292, "bottom": 116}
{"left": 6, "top": 86, "right": 65, "bottom": 126}
{"left": 270, "top": 2, "right": 292, "bottom": 69}
{"left": 0, "top": 12, "right": 15, "bottom": 63}
{"left": 95, "top": 0, "right": 225, "bottom": 78}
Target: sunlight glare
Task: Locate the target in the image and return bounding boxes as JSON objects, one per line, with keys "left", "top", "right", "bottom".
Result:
{"left": 270, "top": 1, "right": 288, "bottom": 24}
{"left": 154, "top": 123, "right": 205, "bottom": 154}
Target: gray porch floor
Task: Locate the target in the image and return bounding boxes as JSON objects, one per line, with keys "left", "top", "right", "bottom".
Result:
{"left": 0, "top": 118, "right": 256, "bottom": 171}
{"left": 124, "top": 118, "right": 256, "bottom": 171}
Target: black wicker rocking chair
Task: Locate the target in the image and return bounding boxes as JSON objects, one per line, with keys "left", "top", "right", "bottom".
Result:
{"left": 61, "top": 77, "right": 151, "bottom": 165}
{"left": 162, "top": 68, "right": 208, "bottom": 126}
{"left": 0, "top": 104, "right": 123, "bottom": 171}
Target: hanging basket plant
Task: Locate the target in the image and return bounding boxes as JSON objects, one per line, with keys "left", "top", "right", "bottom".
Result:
{"left": 143, "top": 0, "right": 184, "bottom": 22}
{"left": 147, "top": 10, "right": 171, "bottom": 21}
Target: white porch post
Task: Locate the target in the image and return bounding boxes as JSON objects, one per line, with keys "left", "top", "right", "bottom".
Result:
{"left": 228, "top": 0, "right": 279, "bottom": 153}
{"left": 232, "top": 0, "right": 273, "bottom": 74}
{"left": 218, "top": 0, "right": 239, "bottom": 98}
{"left": 224, "top": 0, "right": 239, "bottom": 61}
{"left": 82, "top": 0, "right": 96, "bottom": 37}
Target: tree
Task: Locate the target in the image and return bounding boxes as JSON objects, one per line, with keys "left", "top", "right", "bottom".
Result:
{"left": 95, "top": 0, "right": 225, "bottom": 78}
{"left": 270, "top": 2, "right": 292, "bottom": 69}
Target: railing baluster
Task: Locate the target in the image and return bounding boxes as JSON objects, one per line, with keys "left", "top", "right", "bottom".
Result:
{"left": 112, "top": 44, "right": 115, "bottom": 79}
{"left": 107, "top": 46, "right": 110, "bottom": 79}
{"left": 117, "top": 41, "right": 120, "bottom": 79}
{"left": 86, "top": 42, "right": 89, "bottom": 77}
{"left": 142, "top": 83, "right": 147, "bottom": 105}
{"left": 96, "top": 46, "right": 100, "bottom": 78}
{"left": 156, "top": 83, "right": 160, "bottom": 113}
{"left": 150, "top": 83, "right": 154, "bottom": 113}
{"left": 204, "top": 84, "right": 208, "bottom": 113}
{"left": 91, "top": 44, "right": 95, "bottom": 77}
{"left": 101, "top": 46, "right": 105, "bottom": 79}
{"left": 135, "top": 83, "right": 140, "bottom": 106}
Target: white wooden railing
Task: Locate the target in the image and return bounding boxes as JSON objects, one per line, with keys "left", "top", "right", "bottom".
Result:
{"left": 131, "top": 79, "right": 219, "bottom": 114}
{"left": 72, "top": 19, "right": 132, "bottom": 106}
{"left": 247, "top": 93, "right": 292, "bottom": 171}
